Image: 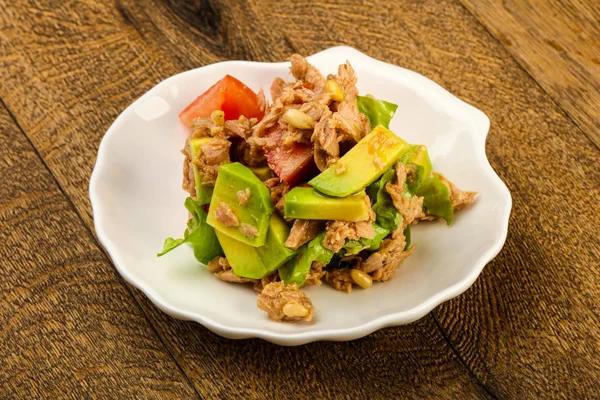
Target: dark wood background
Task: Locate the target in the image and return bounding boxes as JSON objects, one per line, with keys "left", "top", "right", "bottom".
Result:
{"left": 1, "top": 0, "right": 599, "bottom": 398}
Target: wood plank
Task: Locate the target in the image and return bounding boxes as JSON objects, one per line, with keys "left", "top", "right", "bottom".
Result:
{"left": 2, "top": 0, "right": 599, "bottom": 397}
{"left": 97, "top": 0, "right": 600, "bottom": 397}
{"left": 458, "top": 0, "right": 600, "bottom": 148}
{"left": 0, "top": 0, "right": 494, "bottom": 398}
{"left": 0, "top": 105, "right": 198, "bottom": 398}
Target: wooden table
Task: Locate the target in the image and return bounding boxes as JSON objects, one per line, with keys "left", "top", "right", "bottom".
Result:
{"left": 1, "top": 1, "right": 599, "bottom": 398}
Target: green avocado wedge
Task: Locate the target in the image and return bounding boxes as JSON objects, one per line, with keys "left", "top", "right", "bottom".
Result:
{"left": 189, "top": 138, "right": 216, "bottom": 205}
{"left": 284, "top": 187, "right": 371, "bottom": 222}
{"left": 309, "top": 126, "right": 410, "bottom": 197}
{"left": 207, "top": 162, "right": 274, "bottom": 247}
{"left": 249, "top": 166, "right": 274, "bottom": 181}
{"left": 216, "top": 214, "right": 296, "bottom": 279}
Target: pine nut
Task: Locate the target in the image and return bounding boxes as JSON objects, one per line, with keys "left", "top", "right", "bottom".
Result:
{"left": 350, "top": 269, "right": 373, "bottom": 289}
{"left": 325, "top": 79, "right": 345, "bottom": 102}
{"left": 283, "top": 302, "right": 308, "bottom": 318}
{"left": 284, "top": 108, "right": 314, "bottom": 129}
{"left": 211, "top": 110, "right": 225, "bottom": 125}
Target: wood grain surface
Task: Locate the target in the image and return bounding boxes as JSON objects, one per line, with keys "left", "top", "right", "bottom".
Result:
{"left": 0, "top": 104, "right": 198, "bottom": 398}
{"left": 1, "top": 0, "right": 599, "bottom": 398}
{"left": 459, "top": 0, "right": 600, "bottom": 148}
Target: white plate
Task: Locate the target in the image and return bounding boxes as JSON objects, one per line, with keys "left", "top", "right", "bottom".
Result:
{"left": 90, "top": 46, "right": 511, "bottom": 345}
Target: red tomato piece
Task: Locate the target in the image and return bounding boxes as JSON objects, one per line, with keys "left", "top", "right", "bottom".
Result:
{"left": 264, "top": 128, "right": 315, "bottom": 185}
{"left": 179, "top": 75, "right": 264, "bottom": 127}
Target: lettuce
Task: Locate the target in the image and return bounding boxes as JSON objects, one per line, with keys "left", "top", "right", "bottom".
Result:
{"left": 343, "top": 223, "right": 390, "bottom": 255}
{"left": 416, "top": 173, "right": 454, "bottom": 224}
{"left": 401, "top": 145, "right": 432, "bottom": 194}
{"left": 403, "top": 224, "right": 411, "bottom": 250}
{"left": 158, "top": 197, "right": 223, "bottom": 264}
{"left": 356, "top": 96, "right": 398, "bottom": 129}
{"left": 279, "top": 233, "right": 333, "bottom": 286}
{"left": 368, "top": 167, "right": 402, "bottom": 231}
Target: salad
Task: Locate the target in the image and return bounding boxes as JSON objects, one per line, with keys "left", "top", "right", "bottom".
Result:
{"left": 159, "top": 55, "right": 476, "bottom": 322}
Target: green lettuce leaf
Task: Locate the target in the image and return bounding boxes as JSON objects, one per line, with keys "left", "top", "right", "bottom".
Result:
{"left": 401, "top": 145, "right": 432, "bottom": 194}
{"left": 356, "top": 96, "right": 398, "bottom": 129}
{"left": 416, "top": 173, "right": 454, "bottom": 224}
{"left": 158, "top": 197, "right": 223, "bottom": 264}
{"left": 403, "top": 224, "right": 411, "bottom": 250}
{"left": 343, "top": 223, "right": 390, "bottom": 255}
{"left": 368, "top": 167, "right": 402, "bottom": 231}
{"left": 279, "top": 233, "right": 333, "bottom": 286}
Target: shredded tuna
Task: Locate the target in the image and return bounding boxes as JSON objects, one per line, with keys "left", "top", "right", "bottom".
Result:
{"left": 312, "top": 111, "right": 340, "bottom": 171}
{"left": 239, "top": 223, "right": 259, "bottom": 238}
{"left": 214, "top": 201, "right": 239, "bottom": 227}
{"left": 360, "top": 228, "right": 415, "bottom": 282}
{"left": 386, "top": 162, "right": 426, "bottom": 227}
{"left": 215, "top": 269, "right": 255, "bottom": 283}
{"left": 329, "top": 61, "right": 370, "bottom": 140}
{"left": 237, "top": 188, "right": 251, "bottom": 206}
{"left": 323, "top": 220, "right": 375, "bottom": 253}
{"left": 252, "top": 85, "right": 315, "bottom": 138}
{"left": 264, "top": 177, "right": 291, "bottom": 217}
{"left": 304, "top": 261, "right": 326, "bottom": 286}
{"left": 192, "top": 138, "right": 231, "bottom": 185}
{"left": 284, "top": 219, "right": 325, "bottom": 250}
{"left": 207, "top": 256, "right": 230, "bottom": 273}
{"left": 321, "top": 196, "right": 376, "bottom": 253}
{"left": 290, "top": 54, "right": 326, "bottom": 92}
{"left": 310, "top": 63, "right": 368, "bottom": 171}
{"left": 282, "top": 126, "right": 312, "bottom": 147}
{"left": 223, "top": 117, "right": 256, "bottom": 140}
{"left": 208, "top": 256, "right": 256, "bottom": 283}
{"left": 270, "top": 77, "right": 287, "bottom": 101}
{"left": 298, "top": 97, "right": 331, "bottom": 122}
{"left": 257, "top": 282, "right": 314, "bottom": 322}
{"left": 189, "top": 118, "right": 215, "bottom": 139}
{"left": 233, "top": 139, "right": 267, "bottom": 167}
{"left": 181, "top": 148, "right": 195, "bottom": 196}
{"left": 437, "top": 173, "right": 478, "bottom": 211}
{"left": 253, "top": 272, "right": 280, "bottom": 292}
{"left": 327, "top": 268, "right": 353, "bottom": 293}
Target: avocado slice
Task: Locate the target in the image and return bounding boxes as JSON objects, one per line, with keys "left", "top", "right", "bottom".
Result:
{"left": 256, "top": 213, "right": 296, "bottom": 269}
{"left": 215, "top": 214, "right": 296, "bottom": 279}
{"left": 249, "top": 166, "right": 274, "bottom": 181}
{"left": 279, "top": 233, "right": 333, "bottom": 286}
{"left": 190, "top": 138, "right": 215, "bottom": 205}
{"left": 284, "top": 187, "right": 371, "bottom": 222}
{"left": 207, "top": 162, "right": 274, "bottom": 247}
{"left": 401, "top": 144, "right": 432, "bottom": 193}
{"left": 216, "top": 230, "right": 269, "bottom": 278}
{"left": 309, "top": 126, "right": 410, "bottom": 197}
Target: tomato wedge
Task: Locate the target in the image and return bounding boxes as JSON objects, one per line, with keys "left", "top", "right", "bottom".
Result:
{"left": 179, "top": 75, "right": 264, "bottom": 127}
{"left": 264, "top": 127, "right": 315, "bottom": 185}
